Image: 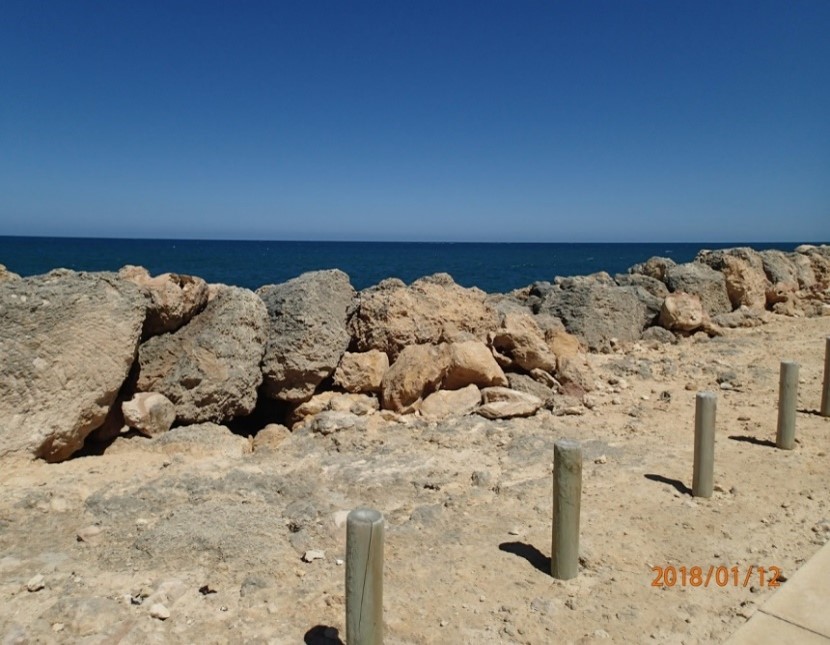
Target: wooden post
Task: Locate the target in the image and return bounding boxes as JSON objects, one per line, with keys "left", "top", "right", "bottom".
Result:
{"left": 821, "top": 338, "right": 830, "bottom": 417}
{"left": 551, "top": 439, "right": 582, "bottom": 580}
{"left": 692, "top": 392, "right": 717, "bottom": 497}
{"left": 776, "top": 361, "right": 799, "bottom": 450}
{"left": 346, "top": 508, "right": 384, "bottom": 645}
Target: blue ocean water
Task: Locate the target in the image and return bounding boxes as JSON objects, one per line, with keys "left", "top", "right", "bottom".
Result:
{"left": 0, "top": 237, "right": 806, "bottom": 293}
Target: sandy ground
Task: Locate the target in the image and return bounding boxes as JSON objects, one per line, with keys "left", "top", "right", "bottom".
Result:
{"left": 1, "top": 315, "right": 829, "bottom": 644}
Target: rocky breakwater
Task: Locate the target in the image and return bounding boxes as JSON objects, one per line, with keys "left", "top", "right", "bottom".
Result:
{"left": 1, "top": 244, "right": 828, "bottom": 462}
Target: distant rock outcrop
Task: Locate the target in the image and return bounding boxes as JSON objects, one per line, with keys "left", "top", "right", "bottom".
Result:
{"left": 0, "top": 271, "right": 145, "bottom": 461}
{"left": 663, "top": 262, "right": 732, "bottom": 316}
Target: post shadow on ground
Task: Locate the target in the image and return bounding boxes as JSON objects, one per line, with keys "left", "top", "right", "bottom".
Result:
{"left": 797, "top": 408, "right": 825, "bottom": 417}
{"left": 499, "top": 541, "right": 551, "bottom": 575}
{"left": 304, "top": 625, "right": 344, "bottom": 645}
{"left": 644, "top": 473, "right": 692, "bottom": 496}
{"left": 728, "top": 435, "right": 777, "bottom": 448}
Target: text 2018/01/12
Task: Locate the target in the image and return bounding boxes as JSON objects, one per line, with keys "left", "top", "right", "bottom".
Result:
{"left": 651, "top": 565, "right": 782, "bottom": 588}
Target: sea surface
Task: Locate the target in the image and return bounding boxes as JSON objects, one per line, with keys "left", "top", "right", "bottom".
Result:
{"left": 0, "top": 237, "right": 808, "bottom": 293}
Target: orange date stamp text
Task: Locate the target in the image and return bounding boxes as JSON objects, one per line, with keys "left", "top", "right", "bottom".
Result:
{"left": 651, "top": 565, "right": 782, "bottom": 588}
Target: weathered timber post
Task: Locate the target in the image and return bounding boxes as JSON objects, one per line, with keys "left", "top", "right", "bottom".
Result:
{"left": 692, "top": 392, "right": 717, "bottom": 498}
{"left": 346, "top": 508, "right": 384, "bottom": 645}
{"left": 776, "top": 361, "right": 799, "bottom": 450}
{"left": 821, "top": 338, "right": 830, "bottom": 417}
{"left": 551, "top": 439, "right": 582, "bottom": 580}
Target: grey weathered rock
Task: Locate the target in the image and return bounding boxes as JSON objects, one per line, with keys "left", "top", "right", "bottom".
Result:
{"left": 640, "top": 326, "right": 678, "bottom": 344}
{"left": 151, "top": 422, "right": 251, "bottom": 458}
{"left": 0, "top": 271, "right": 145, "bottom": 461}
{"left": 759, "top": 250, "right": 800, "bottom": 286}
{"left": 506, "top": 373, "right": 555, "bottom": 408}
{"left": 137, "top": 285, "right": 267, "bottom": 424}
{"left": 696, "top": 248, "right": 768, "bottom": 309}
{"left": 664, "top": 262, "right": 732, "bottom": 316}
{"left": 420, "top": 384, "right": 482, "bottom": 419}
{"left": 119, "top": 266, "right": 209, "bottom": 337}
{"left": 257, "top": 270, "right": 355, "bottom": 403}
{"left": 477, "top": 387, "right": 542, "bottom": 419}
{"left": 712, "top": 306, "right": 768, "bottom": 328}
{"left": 628, "top": 256, "right": 676, "bottom": 281}
{"left": 614, "top": 273, "right": 670, "bottom": 299}
{"left": 532, "top": 278, "right": 655, "bottom": 352}
{"left": 349, "top": 273, "right": 500, "bottom": 359}
{"left": 122, "top": 392, "right": 176, "bottom": 437}
{"left": 332, "top": 350, "right": 389, "bottom": 394}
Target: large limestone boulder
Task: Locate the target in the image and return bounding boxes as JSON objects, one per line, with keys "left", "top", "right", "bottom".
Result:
{"left": 257, "top": 270, "right": 355, "bottom": 403}
{"left": 381, "top": 344, "right": 450, "bottom": 412}
{"left": 489, "top": 312, "right": 557, "bottom": 373}
{"left": 477, "top": 387, "right": 542, "bottom": 419}
{"left": 0, "top": 271, "right": 145, "bottom": 461}
{"left": 531, "top": 276, "right": 655, "bottom": 352}
{"left": 797, "top": 245, "right": 830, "bottom": 286}
{"left": 420, "top": 385, "right": 481, "bottom": 420}
{"left": 696, "top": 249, "right": 768, "bottom": 309}
{"left": 119, "top": 266, "right": 209, "bottom": 338}
{"left": 349, "top": 274, "right": 500, "bottom": 359}
{"left": 137, "top": 285, "right": 267, "bottom": 424}
{"left": 614, "top": 273, "right": 670, "bottom": 299}
{"left": 659, "top": 292, "right": 706, "bottom": 332}
{"left": 759, "top": 250, "right": 800, "bottom": 286}
{"left": 664, "top": 262, "right": 732, "bottom": 316}
{"left": 443, "top": 340, "right": 508, "bottom": 390}
{"left": 332, "top": 350, "right": 389, "bottom": 394}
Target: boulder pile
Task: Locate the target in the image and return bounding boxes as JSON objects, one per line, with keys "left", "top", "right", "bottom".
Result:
{"left": 1, "top": 244, "right": 828, "bottom": 461}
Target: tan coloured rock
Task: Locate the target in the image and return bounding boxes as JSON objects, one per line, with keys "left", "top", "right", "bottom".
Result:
{"left": 0, "top": 264, "right": 21, "bottom": 282}
{"left": 719, "top": 256, "right": 768, "bottom": 309}
{"left": 490, "top": 313, "right": 557, "bottom": 373}
{"left": 290, "top": 392, "right": 379, "bottom": 428}
{"left": 349, "top": 274, "right": 500, "bottom": 359}
{"left": 252, "top": 424, "right": 291, "bottom": 453}
{"left": 547, "top": 330, "right": 581, "bottom": 371}
{"left": 333, "top": 350, "right": 389, "bottom": 393}
{"left": 659, "top": 292, "right": 706, "bottom": 332}
{"left": 443, "top": 340, "right": 508, "bottom": 390}
{"left": 381, "top": 344, "right": 450, "bottom": 412}
{"left": 122, "top": 392, "right": 176, "bottom": 437}
{"left": 119, "top": 266, "right": 209, "bottom": 337}
{"left": 477, "top": 387, "right": 542, "bottom": 419}
{"left": 420, "top": 384, "right": 481, "bottom": 419}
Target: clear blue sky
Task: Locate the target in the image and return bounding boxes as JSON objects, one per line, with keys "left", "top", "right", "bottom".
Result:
{"left": 1, "top": 1, "right": 828, "bottom": 242}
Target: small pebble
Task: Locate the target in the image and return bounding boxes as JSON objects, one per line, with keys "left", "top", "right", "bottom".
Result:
{"left": 26, "top": 574, "right": 45, "bottom": 592}
{"left": 302, "top": 549, "right": 325, "bottom": 563}
{"left": 149, "top": 603, "right": 170, "bottom": 620}
{"left": 507, "top": 528, "right": 520, "bottom": 536}
{"left": 594, "top": 455, "right": 607, "bottom": 464}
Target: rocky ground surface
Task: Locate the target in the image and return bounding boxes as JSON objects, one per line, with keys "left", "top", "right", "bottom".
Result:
{"left": 1, "top": 315, "right": 828, "bottom": 644}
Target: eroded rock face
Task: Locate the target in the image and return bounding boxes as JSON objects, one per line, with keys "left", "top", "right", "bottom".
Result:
{"left": 664, "top": 262, "right": 732, "bottom": 316}
{"left": 696, "top": 249, "right": 768, "bottom": 310}
{"left": 489, "top": 312, "right": 557, "bottom": 373}
{"left": 532, "top": 277, "right": 654, "bottom": 352}
{"left": 137, "top": 285, "right": 267, "bottom": 424}
{"left": 332, "top": 350, "right": 389, "bottom": 394}
{"left": 257, "top": 270, "right": 355, "bottom": 403}
{"left": 349, "top": 274, "right": 501, "bottom": 359}
{"left": 119, "top": 266, "right": 209, "bottom": 337}
{"left": 443, "top": 340, "right": 508, "bottom": 390}
{"left": 381, "top": 344, "right": 450, "bottom": 412}
{"left": 0, "top": 271, "right": 145, "bottom": 461}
